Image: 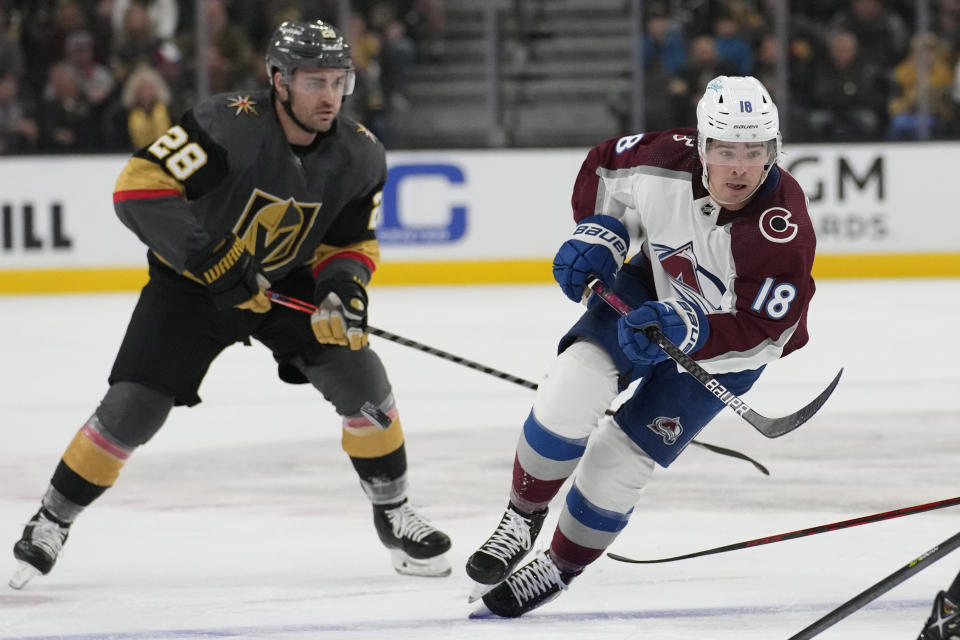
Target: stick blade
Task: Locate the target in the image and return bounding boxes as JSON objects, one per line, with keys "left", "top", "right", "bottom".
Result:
{"left": 747, "top": 368, "right": 844, "bottom": 438}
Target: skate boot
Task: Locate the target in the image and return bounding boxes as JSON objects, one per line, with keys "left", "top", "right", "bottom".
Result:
{"left": 919, "top": 591, "right": 960, "bottom": 639}
{"left": 477, "top": 550, "right": 574, "bottom": 618}
{"left": 465, "top": 504, "right": 547, "bottom": 601}
{"left": 9, "top": 507, "right": 71, "bottom": 589}
{"left": 373, "top": 498, "right": 451, "bottom": 577}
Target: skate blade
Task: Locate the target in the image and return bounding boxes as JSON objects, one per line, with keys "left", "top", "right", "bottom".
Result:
{"left": 390, "top": 549, "right": 451, "bottom": 577}
{"left": 467, "top": 580, "right": 496, "bottom": 603}
{"left": 468, "top": 603, "right": 496, "bottom": 619}
{"left": 9, "top": 561, "right": 41, "bottom": 590}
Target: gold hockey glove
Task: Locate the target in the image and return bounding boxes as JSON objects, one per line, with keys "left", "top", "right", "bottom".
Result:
{"left": 312, "top": 273, "right": 369, "bottom": 350}
{"left": 186, "top": 233, "right": 271, "bottom": 313}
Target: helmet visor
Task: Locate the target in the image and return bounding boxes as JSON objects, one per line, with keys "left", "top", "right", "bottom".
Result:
{"left": 704, "top": 139, "right": 773, "bottom": 167}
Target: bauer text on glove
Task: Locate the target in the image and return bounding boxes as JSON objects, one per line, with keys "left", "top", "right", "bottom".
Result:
{"left": 185, "top": 233, "right": 271, "bottom": 312}
{"left": 312, "top": 273, "right": 369, "bottom": 350}
{"left": 553, "top": 214, "right": 629, "bottom": 302}
{"left": 617, "top": 299, "right": 709, "bottom": 365}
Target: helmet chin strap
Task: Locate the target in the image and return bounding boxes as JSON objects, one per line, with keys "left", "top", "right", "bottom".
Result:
{"left": 279, "top": 83, "right": 319, "bottom": 136}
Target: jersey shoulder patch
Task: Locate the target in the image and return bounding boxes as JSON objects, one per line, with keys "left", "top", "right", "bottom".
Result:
{"left": 758, "top": 207, "right": 799, "bottom": 243}
{"left": 224, "top": 94, "right": 261, "bottom": 117}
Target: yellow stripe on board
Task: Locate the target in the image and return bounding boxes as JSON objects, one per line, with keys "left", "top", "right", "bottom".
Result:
{"left": 1, "top": 254, "right": 959, "bottom": 294}
{"left": 0, "top": 268, "right": 150, "bottom": 294}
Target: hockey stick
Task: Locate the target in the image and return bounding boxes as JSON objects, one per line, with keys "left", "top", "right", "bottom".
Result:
{"left": 586, "top": 278, "right": 843, "bottom": 438}
{"left": 787, "top": 529, "right": 960, "bottom": 640}
{"left": 606, "top": 495, "right": 960, "bottom": 564}
{"left": 265, "top": 290, "right": 538, "bottom": 391}
{"left": 265, "top": 289, "right": 768, "bottom": 474}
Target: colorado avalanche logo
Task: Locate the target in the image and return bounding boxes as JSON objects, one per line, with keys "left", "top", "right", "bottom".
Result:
{"left": 647, "top": 416, "right": 683, "bottom": 445}
{"left": 759, "top": 207, "right": 799, "bottom": 243}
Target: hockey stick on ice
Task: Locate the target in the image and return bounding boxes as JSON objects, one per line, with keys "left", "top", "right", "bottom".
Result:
{"left": 787, "top": 529, "right": 960, "bottom": 640}
{"left": 265, "top": 289, "right": 769, "bottom": 474}
{"left": 586, "top": 278, "right": 843, "bottom": 438}
{"left": 606, "top": 495, "right": 960, "bottom": 564}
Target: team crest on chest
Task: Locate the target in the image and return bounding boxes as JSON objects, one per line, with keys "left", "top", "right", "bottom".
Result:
{"left": 655, "top": 240, "right": 726, "bottom": 311}
{"left": 233, "top": 189, "right": 321, "bottom": 270}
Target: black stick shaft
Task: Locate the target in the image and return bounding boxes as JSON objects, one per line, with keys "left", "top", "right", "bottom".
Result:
{"left": 607, "top": 496, "right": 960, "bottom": 564}
{"left": 787, "top": 530, "right": 960, "bottom": 640}
{"left": 265, "top": 290, "right": 537, "bottom": 388}
{"left": 266, "top": 289, "right": 766, "bottom": 471}
{"left": 587, "top": 278, "right": 842, "bottom": 438}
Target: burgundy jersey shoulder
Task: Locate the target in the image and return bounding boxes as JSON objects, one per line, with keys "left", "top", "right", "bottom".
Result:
{"left": 702, "top": 165, "right": 817, "bottom": 362}
{"left": 571, "top": 128, "right": 699, "bottom": 221}
{"left": 730, "top": 165, "right": 816, "bottom": 270}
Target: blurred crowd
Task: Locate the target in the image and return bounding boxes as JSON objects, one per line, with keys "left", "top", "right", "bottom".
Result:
{"left": 619, "top": 0, "right": 960, "bottom": 142}
{"left": 3, "top": 0, "right": 960, "bottom": 155}
{"left": 0, "top": 0, "right": 445, "bottom": 154}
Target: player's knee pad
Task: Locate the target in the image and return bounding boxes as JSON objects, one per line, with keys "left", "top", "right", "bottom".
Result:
{"left": 574, "top": 414, "right": 655, "bottom": 514}
{"left": 95, "top": 381, "right": 175, "bottom": 447}
{"left": 297, "top": 347, "right": 392, "bottom": 417}
{"left": 59, "top": 382, "right": 172, "bottom": 491}
{"left": 532, "top": 339, "right": 619, "bottom": 441}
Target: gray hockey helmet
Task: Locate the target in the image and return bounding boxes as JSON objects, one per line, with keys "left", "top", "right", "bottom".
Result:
{"left": 265, "top": 20, "right": 355, "bottom": 94}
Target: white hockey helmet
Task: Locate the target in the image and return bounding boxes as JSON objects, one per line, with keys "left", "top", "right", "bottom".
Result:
{"left": 696, "top": 76, "right": 781, "bottom": 196}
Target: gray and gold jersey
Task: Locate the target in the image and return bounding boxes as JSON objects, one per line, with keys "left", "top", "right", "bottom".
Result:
{"left": 113, "top": 89, "right": 385, "bottom": 283}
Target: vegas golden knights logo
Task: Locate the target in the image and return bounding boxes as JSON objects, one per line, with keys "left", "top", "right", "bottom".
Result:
{"left": 233, "top": 189, "right": 321, "bottom": 270}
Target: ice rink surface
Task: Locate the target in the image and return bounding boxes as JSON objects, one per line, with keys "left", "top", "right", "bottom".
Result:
{"left": 2, "top": 279, "right": 959, "bottom": 639}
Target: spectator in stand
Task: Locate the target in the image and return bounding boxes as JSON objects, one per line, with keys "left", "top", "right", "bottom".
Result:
{"left": 752, "top": 33, "right": 815, "bottom": 139}
{"left": 713, "top": 13, "right": 753, "bottom": 75}
{"left": 111, "top": 0, "right": 178, "bottom": 43}
{"left": 888, "top": 32, "right": 956, "bottom": 139}
{"left": 0, "top": 6, "right": 24, "bottom": 81}
{"left": 935, "top": 0, "right": 960, "bottom": 64}
{"left": 39, "top": 61, "right": 98, "bottom": 153}
{"left": 22, "top": 0, "right": 88, "bottom": 89}
{"left": 829, "top": 0, "right": 910, "bottom": 72}
{"left": 608, "top": 2, "right": 686, "bottom": 134}
{"left": 643, "top": 3, "right": 686, "bottom": 76}
{"left": 63, "top": 30, "right": 115, "bottom": 115}
{"left": 379, "top": 18, "right": 415, "bottom": 114}
{"left": 119, "top": 64, "right": 172, "bottom": 149}
{"left": 0, "top": 71, "right": 39, "bottom": 154}
{"left": 178, "top": 0, "right": 257, "bottom": 94}
{"left": 344, "top": 11, "right": 388, "bottom": 137}
{"left": 806, "top": 29, "right": 887, "bottom": 141}
{"left": 409, "top": 0, "right": 446, "bottom": 62}
{"left": 721, "top": 0, "right": 767, "bottom": 46}
{"left": 152, "top": 40, "right": 190, "bottom": 121}
{"left": 110, "top": 1, "right": 162, "bottom": 84}
{"left": 668, "top": 35, "right": 739, "bottom": 126}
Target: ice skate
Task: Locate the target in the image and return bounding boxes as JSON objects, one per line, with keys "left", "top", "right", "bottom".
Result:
{"left": 373, "top": 498, "right": 451, "bottom": 577}
{"left": 919, "top": 591, "right": 960, "bottom": 639}
{"left": 9, "top": 508, "right": 70, "bottom": 590}
{"left": 475, "top": 550, "right": 573, "bottom": 618}
{"left": 465, "top": 504, "right": 547, "bottom": 602}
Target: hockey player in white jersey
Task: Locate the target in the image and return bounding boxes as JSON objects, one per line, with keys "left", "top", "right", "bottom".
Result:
{"left": 466, "top": 76, "right": 818, "bottom": 617}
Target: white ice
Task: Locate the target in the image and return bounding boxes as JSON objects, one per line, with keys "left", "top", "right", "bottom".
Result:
{"left": 2, "top": 279, "right": 959, "bottom": 639}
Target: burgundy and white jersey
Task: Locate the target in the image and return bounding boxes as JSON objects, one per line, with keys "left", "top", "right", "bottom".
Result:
{"left": 571, "top": 128, "right": 816, "bottom": 374}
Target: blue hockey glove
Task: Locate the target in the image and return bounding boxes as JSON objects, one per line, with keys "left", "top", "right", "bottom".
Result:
{"left": 617, "top": 299, "right": 709, "bottom": 365}
{"left": 552, "top": 214, "right": 629, "bottom": 302}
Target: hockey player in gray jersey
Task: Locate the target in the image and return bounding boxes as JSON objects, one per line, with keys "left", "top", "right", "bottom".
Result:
{"left": 9, "top": 19, "right": 451, "bottom": 589}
